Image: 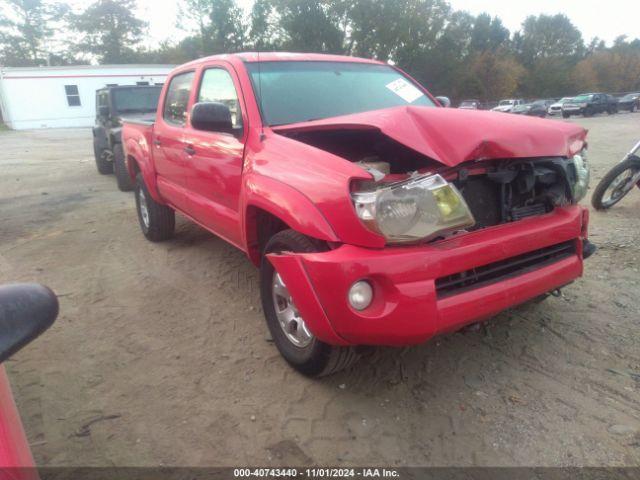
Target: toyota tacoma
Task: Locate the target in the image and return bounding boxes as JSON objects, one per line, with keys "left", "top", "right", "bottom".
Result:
{"left": 122, "top": 53, "right": 593, "bottom": 376}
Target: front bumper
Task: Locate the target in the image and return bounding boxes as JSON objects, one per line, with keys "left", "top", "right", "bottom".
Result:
{"left": 562, "top": 106, "right": 583, "bottom": 115}
{"left": 268, "top": 206, "right": 589, "bottom": 347}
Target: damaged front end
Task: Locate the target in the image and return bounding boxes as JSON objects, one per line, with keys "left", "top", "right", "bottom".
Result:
{"left": 273, "top": 107, "right": 589, "bottom": 246}
{"left": 349, "top": 151, "right": 590, "bottom": 245}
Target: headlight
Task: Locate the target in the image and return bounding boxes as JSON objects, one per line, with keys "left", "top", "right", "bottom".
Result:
{"left": 352, "top": 174, "right": 475, "bottom": 244}
{"left": 571, "top": 149, "right": 590, "bottom": 202}
{"left": 579, "top": 103, "right": 588, "bottom": 108}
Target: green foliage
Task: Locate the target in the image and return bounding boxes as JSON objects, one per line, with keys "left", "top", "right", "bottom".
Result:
{"left": 0, "top": 0, "right": 69, "bottom": 66}
{"left": 2, "top": 0, "right": 640, "bottom": 101}
{"left": 69, "top": 0, "right": 146, "bottom": 64}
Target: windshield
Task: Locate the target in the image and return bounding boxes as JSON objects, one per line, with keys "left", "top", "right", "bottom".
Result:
{"left": 499, "top": 100, "right": 514, "bottom": 106}
{"left": 247, "top": 61, "right": 435, "bottom": 126}
{"left": 621, "top": 94, "right": 638, "bottom": 101}
{"left": 112, "top": 87, "right": 161, "bottom": 114}
{"left": 460, "top": 101, "right": 476, "bottom": 107}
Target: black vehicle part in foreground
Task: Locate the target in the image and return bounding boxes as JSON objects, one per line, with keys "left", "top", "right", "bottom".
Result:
{"left": 0, "top": 284, "right": 58, "bottom": 363}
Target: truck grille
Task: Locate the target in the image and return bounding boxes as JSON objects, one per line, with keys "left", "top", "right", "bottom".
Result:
{"left": 435, "top": 241, "right": 576, "bottom": 298}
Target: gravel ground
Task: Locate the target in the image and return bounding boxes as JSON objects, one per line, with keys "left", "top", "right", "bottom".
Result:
{"left": 0, "top": 112, "right": 639, "bottom": 467}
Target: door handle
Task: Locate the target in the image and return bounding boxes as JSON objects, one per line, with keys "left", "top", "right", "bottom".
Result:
{"left": 184, "top": 146, "right": 196, "bottom": 156}
{"left": 153, "top": 139, "right": 161, "bottom": 146}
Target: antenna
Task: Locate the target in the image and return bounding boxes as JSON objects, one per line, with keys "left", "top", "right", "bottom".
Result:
{"left": 257, "top": 48, "right": 265, "bottom": 141}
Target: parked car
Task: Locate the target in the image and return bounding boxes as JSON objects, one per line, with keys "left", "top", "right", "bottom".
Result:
{"left": 547, "top": 97, "right": 573, "bottom": 115}
{"left": 512, "top": 99, "right": 554, "bottom": 117}
{"left": 617, "top": 93, "right": 640, "bottom": 112}
{"left": 562, "top": 93, "right": 618, "bottom": 118}
{"left": 0, "top": 283, "right": 58, "bottom": 473}
{"left": 93, "top": 85, "right": 162, "bottom": 191}
{"left": 458, "top": 99, "right": 481, "bottom": 110}
{"left": 122, "top": 52, "right": 593, "bottom": 377}
{"left": 491, "top": 98, "right": 526, "bottom": 112}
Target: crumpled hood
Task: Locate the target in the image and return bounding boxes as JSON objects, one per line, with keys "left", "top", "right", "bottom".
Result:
{"left": 273, "top": 106, "right": 587, "bottom": 167}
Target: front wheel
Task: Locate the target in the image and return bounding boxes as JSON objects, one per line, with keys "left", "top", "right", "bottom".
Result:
{"left": 591, "top": 156, "right": 640, "bottom": 210}
{"left": 113, "top": 144, "right": 133, "bottom": 191}
{"left": 562, "top": 112, "right": 570, "bottom": 119}
{"left": 260, "top": 229, "right": 359, "bottom": 377}
{"left": 135, "top": 173, "right": 175, "bottom": 241}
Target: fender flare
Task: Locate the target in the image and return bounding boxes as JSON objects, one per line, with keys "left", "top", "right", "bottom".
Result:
{"left": 242, "top": 174, "right": 339, "bottom": 262}
{"left": 124, "top": 137, "right": 163, "bottom": 202}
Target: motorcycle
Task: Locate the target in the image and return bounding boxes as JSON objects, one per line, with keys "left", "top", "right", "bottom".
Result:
{"left": 592, "top": 139, "right": 640, "bottom": 210}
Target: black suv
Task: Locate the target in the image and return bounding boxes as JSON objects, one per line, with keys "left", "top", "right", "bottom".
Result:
{"left": 562, "top": 93, "right": 618, "bottom": 118}
{"left": 93, "top": 86, "right": 161, "bottom": 190}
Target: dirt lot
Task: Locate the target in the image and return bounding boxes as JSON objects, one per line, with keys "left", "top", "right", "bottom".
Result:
{"left": 1, "top": 112, "right": 639, "bottom": 467}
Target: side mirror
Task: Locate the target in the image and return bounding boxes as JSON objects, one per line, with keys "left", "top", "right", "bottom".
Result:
{"left": 0, "top": 284, "right": 59, "bottom": 364}
{"left": 98, "top": 106, "right": 109, "bottom": 118}
{"left": 191, "top": 102, "right": 234, "bottom": 135}
{"left": 435, "top": 96, "right": 451, "bottom": 108}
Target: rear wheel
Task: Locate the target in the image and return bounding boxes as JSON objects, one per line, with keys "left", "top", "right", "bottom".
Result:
{"left": 591, "top": 156, "right": 640, "bottom": 210}
{"left": 260, "top": 229, "right": 359, "bottom": 377}
{"left": 134, "top": 173, "right": 175, "bottom": 241}
{"left": 113, "top": 144, "right": 133, "bottom": 191}
{"left": 93, "top": 140, "right": 112, "bottom": 174}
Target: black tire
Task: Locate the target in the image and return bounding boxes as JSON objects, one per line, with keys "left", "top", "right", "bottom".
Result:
{"left": 631, "top": 104, "right": 636, "bottom": 113}
{"left": 113, "top": 144, "right": 133, "bottom": 192}
{"left": 562, "top": 112, "right": 570, "bottom": 119}
{"left": 134, "top": 173, "right": 175, "bottom": 241}
{"left": 583, "top": 108, "right": 593, "bottom": 117}
{"left": 93, "top": 140, "right": 112, "bottom": 174}
{"left": 591, "top": 156, "right": 640, "bottom": 210}
{"left": 260, "top": 229, "right": 359, "bottom": 377}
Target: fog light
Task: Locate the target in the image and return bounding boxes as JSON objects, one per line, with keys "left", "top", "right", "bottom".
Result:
{"left": 348, "top": 280, "right": 373, "bottom": 311}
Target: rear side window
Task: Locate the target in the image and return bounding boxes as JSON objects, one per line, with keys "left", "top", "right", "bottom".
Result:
{"left": 97, "top": 92, "right": 108, "bottom": 108}
{"left": 163, "top": 72, "right": 194, "bottom": 126}
{"left": 198, "top": 68, "right": 243, "bottom": 129}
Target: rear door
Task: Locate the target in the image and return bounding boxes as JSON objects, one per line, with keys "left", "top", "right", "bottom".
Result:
{"left": 182, "top": 63, "right": 247, "bottom": 247}
{"left": 152, "top": 71, "right": 196, "bottom": 212}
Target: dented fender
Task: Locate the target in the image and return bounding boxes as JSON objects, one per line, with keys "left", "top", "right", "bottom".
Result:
{"left": 242, "top": 173, "right": 340, "bottom": 247}
{"left": 266, "top": 253, "right": 349, "bottom": 345}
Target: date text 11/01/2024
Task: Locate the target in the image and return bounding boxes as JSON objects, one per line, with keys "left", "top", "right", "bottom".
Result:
{"left": 233, "top": 468, "right": 401, "bottom": 477}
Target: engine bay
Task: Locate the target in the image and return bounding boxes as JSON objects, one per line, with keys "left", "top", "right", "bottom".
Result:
{"left": 279, "top": 127, "right": 579, "bottom": 235}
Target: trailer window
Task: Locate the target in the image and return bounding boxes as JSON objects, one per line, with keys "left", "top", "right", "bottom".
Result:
{"left": 163, "top": 71, "right": 194, "bottom": 126}
{"left": 65, "top": 85, "right": 81, "bottom": 107}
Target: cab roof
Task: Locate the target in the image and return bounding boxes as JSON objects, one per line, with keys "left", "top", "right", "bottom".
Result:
{"left": 179, "top": 52, "right": 386, "bottom": 70}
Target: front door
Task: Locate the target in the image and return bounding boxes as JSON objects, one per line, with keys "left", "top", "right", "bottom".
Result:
{"left": 152, "top": 70, "right": 195, "bottom": 212}
{"left": 182, "top": 65, "right": 247, "bottom": 247}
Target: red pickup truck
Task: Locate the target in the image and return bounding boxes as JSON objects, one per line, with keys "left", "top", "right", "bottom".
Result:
{"left": 122, "top": 52, "right": 593, "bottom": 377}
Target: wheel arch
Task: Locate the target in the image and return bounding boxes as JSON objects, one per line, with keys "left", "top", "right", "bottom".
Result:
{"left": 124, "top": 137, "right": 163, "bottom": 202}
{"left": 242, "top": 175, "right": 340, "bottom": 266}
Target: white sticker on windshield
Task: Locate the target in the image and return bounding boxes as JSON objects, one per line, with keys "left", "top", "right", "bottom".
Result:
{"left": 385, "top": 78, "right": 424, "bottom": 104}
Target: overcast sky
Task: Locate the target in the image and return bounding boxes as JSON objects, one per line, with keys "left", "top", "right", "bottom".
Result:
{"left": 137, "top": 0, "right": 640, "bottom": 48}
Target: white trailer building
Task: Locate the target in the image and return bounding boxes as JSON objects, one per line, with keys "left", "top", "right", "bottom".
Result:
{"left": 0, "top": 64, "right": 173, "bottom": 130}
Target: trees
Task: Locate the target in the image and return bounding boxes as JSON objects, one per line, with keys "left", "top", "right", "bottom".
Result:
{"left": 1, "top": 0, "right": 638, "bottom": 101}
{"left": 573, "top": 37, "right": 640, "bottom": 93}
{"left": 0, "top": 0, "right": 68, "bottom": 66}
{"left": 70, "top": 0, "right": 146, "bottom": 64}
{"left": 514, "top": 14, "right": 585, "bottom": 97}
